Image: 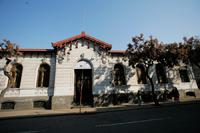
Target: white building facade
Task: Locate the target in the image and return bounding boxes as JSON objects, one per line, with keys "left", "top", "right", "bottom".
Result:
{"left": 0, "top": 32, "right": 200, "bottom": 110}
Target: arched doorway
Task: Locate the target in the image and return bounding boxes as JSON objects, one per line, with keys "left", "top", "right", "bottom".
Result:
{"left": 74, "top": 60, "right": 93, "bottom": 106}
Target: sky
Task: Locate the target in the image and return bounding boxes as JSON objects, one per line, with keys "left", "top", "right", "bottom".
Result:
{"left": 0, "top": 0, "right": 199, "bottom": 50}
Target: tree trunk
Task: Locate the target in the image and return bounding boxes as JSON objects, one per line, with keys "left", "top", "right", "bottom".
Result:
{"left": 146, "top": 66, "right": 159, "bottom": 106}
{"left": 0, "top": 71, "right": 13, "bottom": 101}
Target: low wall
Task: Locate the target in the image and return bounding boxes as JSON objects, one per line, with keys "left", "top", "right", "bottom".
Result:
{"left": 0, "top": 96, "right": 50, "bottom": 110}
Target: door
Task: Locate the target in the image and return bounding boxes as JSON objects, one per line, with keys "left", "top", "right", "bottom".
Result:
{"left": 74, "top": 69, "right": 93, "bottom": 106}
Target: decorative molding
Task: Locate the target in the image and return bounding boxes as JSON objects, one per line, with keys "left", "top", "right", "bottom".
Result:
{"left": 81, "top": 39, "right": 84, "bottom": 46}
{"left": 80, "top": 53, "right": 84, "bottom": 59}
{"left": 87, "top": 40, "right": 90, "bottom": 49}
{"left": 57, "top": 48, "right": 65, "bottom": 64}
{"left": 94, "top": 43, "right": 96, "bottom": 51}
{"left": 75, "top": 40, "right": 78, "bottom": 48}
{"left": 69, "top": 42, "right": 72, "bottom": 50}
{"left": 101, "top": 52, "right": 107, "bottom": 64}
{"left": 41, "top": 58, "right": 47, "bottom": 63}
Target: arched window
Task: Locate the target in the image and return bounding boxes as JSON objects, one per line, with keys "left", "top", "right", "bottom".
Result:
{"left": 37, "top": 64, "right": 50, "bottom": 87}
{"left": 179, "top": 66, "right": 190, "bottom": 82}
{"left": 156, "top": 63, "right": 167, "bottom": 83}
{"left": 136, "top": 64, "right": 147, "bottom": 84}
{"left": 9, "top": 63, "right": 23, "bottom": 88}
{"left": 112, "top": 64, "right": 126, "bottom": 86}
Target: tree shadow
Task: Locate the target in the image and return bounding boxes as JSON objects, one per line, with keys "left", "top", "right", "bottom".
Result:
{"left": 93, "top": 64, "right": 134, "bottom": 106}
{"left": 135, "top": 65, "right": 181, "bottom": 104}
{"left": 86, "top": 62, "right": 198, "bottom": 107}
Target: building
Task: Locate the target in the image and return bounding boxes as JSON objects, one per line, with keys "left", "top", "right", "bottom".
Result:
{"left": 0, "top": 32, "right": 200, "bottom": 110}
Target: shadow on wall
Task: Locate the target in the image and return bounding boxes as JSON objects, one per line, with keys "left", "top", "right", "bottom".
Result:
{"left": 93, "top": 64, "right": 136, "bottom": 106}
{"left": 92, "top": 63, "right": 197, "bottom": 106}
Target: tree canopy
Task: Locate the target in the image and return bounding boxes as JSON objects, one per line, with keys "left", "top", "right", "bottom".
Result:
{"left": 0, "top": 39, "right": 22, "bottom": 59}
{"left": 125, "top": 34, "right": 200, "bottom": 105}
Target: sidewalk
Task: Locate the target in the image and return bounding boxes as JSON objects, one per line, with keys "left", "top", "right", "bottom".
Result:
{"left": 0, "top": 97, "right": 200, "bottom": 120}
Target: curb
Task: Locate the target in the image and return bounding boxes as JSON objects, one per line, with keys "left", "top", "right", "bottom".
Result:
{"left": 0, "top": 110, "right": 97, "bottom": 120}
{"left": 1, "top": 99, "right": 200, "bottom": 120}
{"left": 96, "top": 100, "right": 200, "bottom": 113}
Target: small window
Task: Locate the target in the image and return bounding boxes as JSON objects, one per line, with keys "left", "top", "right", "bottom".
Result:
{"left": 1, "top": 101, "right": 15, "bottom": 110}
{"left": 112, "top": 64, "right": 126, "bottom": 86}
{"left": 33, "top": 101, "right": 46, "bottom": 109}
{"left": 37, "top": 64, "right": 50, "bottom": 87}
{"left": 8, "top": 63, "right": 23, "bottom": 88}
{"left": 156, "top": 64, "right": 167, "bottom": 83}
{"left": 186, "top": 91, "right": 196, "bottom": 97}
{"left": 179, "top": 67, "right": 190, "bottom": 82}
{"left": 136, "top": 64, "right": 147, "bottom": 84}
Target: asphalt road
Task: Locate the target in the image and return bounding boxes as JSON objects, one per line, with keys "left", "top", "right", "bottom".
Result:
{"left": 0, "top": 103, "right": 200, "bottom": 133}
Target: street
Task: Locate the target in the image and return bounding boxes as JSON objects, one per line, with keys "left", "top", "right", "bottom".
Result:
{"left": 0, "top": 103, "right": 200, "bottom": 133}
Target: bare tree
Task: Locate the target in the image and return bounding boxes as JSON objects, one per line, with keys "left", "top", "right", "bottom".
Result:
{"left": 0, "top": 39, "right": 22, "bottom": 101}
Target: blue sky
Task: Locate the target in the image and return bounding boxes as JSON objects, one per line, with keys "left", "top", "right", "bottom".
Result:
{"left": 0, "top": 0, "right": 199, "bottom": 50}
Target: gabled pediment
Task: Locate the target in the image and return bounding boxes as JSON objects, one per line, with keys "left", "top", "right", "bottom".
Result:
{"left": 52, "top": 32, "right": 112, "bottom": 50}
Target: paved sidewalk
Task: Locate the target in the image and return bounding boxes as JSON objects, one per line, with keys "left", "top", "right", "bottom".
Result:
{"left": 0, "top": 107, "right": 97, "bottom": 119}
{"left": 0, "top": 97, "right": 200, "bottom": 119}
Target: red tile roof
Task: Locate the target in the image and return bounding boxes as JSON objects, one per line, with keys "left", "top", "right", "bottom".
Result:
{"left": 0, "top": 48, "right": 53, "bottom": 52}
{"left": 19, "top": 48, "right": 53, "bottom": 52}
{"left": 52, "top": 32, "right": 112, "bottom": 50}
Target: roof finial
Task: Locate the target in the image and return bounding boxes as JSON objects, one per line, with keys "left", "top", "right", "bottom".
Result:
{"left": 81, "top": 31, "right": 86, "bottom": 36}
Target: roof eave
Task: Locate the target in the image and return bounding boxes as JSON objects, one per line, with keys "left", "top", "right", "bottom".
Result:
{"left": 52, "top": 32, "right": 112, "bottom": 50}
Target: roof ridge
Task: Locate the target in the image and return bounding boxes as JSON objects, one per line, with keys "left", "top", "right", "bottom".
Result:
{"left": 52, "top": 32, "right": 112, "bottom": 50}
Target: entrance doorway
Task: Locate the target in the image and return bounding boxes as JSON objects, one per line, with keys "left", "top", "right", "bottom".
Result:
{"left": 74, "top": 61, "right": 93, "bottom": 106}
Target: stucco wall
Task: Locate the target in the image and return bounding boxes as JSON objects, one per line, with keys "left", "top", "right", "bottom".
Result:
{"left": 0, "top": 53, "right": 56, "bottom": 97}
{"left": 0, "top": 43, "right": 198, "bottom": 99}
